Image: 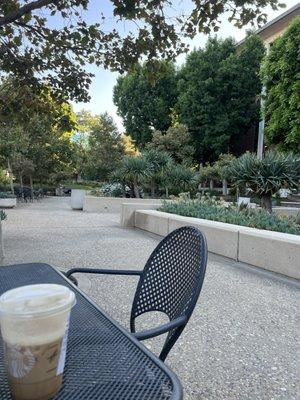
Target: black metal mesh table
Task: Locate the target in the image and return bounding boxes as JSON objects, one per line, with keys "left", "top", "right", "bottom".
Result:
{"left": 0, "top": 264, "right": 183, "bottom": 400}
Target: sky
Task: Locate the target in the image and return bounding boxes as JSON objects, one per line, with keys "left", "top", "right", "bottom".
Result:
{"left": 71, "top": 0, "right": 299, "bottom": 131}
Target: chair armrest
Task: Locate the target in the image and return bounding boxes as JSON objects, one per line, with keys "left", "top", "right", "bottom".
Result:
{"left": 65, "top": 268, "right": 142, "bottom": 278}
{"left": 132, "top": 316, "right": 187, "bottom": 341}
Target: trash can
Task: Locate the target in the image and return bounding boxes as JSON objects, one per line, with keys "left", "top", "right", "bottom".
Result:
{"left": 71, "top": 189, "right": 86, "bottom": 210}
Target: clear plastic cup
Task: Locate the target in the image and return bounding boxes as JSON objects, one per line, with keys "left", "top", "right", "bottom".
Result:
{"left": 0, "top": 284, "right": 76, "bottom": 400}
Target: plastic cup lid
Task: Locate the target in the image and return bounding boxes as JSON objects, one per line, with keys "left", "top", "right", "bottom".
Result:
{"left": 0, "top": 284, "right": 76, "bottom": 318}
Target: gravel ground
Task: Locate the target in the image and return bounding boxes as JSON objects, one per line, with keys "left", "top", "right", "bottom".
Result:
{"left": 2, "top": 197, "right": 299, "bottom": 400}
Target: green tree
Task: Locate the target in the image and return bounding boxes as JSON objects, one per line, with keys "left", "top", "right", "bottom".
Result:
{"left": 228, "top": 152, "right": 300, "bottom": 212}
{"left": 72, "top": 110, "right": 100, "bottom": 181}
{"left": 0, "top": 1, "right": 280, "bottom": 101}
{"left": 214, "top": 153, "right": 236, "bottom": 194}
{"left": 0, "top": 78, "right": 76, "bottom": 187}
{"left": 262, "top": 16, "right": 300, "bottom": 152}
{"left": 177, "top": 35, "right": 265, "bottom": 162}
{"left": 113, "top": 61, "right": 178, "bottom": 146}
{"left": 146, "top": 123, "right": 195, "bottom": 165}
{"left": 84, "top": 113, "right": 124, "bottom": 181}
{"left": 122, "top": 135, "right": 140, "bottom": 157}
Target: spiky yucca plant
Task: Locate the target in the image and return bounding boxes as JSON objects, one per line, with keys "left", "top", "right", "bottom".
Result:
{"left": 167, "top": 165, "right": 198, "bottom": 194}
{"left": 142, "top": 149, "right": 172, "bottom": 197}
{"left": 228, "top": 152, "right": 300, "bottom": 212}
{"left": 119, "top": 156, "right": 150, "bottom": 198}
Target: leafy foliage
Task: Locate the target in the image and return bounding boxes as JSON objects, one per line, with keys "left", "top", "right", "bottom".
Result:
{"left": 227, "top": 151, "right": 300, "bottom": 211}
{"left": 159, "top": 196, "right": 300, "bottom": 235}
{"left": 0, "top": 170, "right": 9, "bottom": 185}
{"left": 84, "top": 113, "right": 124, "bottom": 181}
{"left": 113, "top": 61, "right": 177, "bottom": 146}
{"left": 0, "top": 78, "right": 76, "bottom": 186}
{"left": 0, "top": 209, "right": 6, "bottom": 221}
{"left": 142, "top": 149, "right": 172, "bottom": 197}
{"left": 115, "top": 155, "right": 149, "bottom": 198}
{"left": 146, "top": 123, "right": 195, "bottom": 165}
{"left": 0, "top": 192, "right": 16, "bottom": 198}
{"left": 177, "top": 35, "right": 265, "bottom": 162}
{"left": 122, "top": 135, "right": 140, "bottom": 157}
{"left": 0, "top": 0, "right": 281, "bottom": 100}
{"left": 166, "top": 164, "right": 198, "bottom": 194}
{"left": 262, "top": 16, "right": 300, "bottom": 152}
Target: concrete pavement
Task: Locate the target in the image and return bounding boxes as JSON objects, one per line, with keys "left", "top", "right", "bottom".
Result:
{"left": 2, "top": 197, "right": 299, "bottom": 400}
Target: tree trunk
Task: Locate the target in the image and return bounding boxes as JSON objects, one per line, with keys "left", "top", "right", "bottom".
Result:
{"left": 121, "top": 184, "right": 126, "bottom": 198}
{"left": 209, "top": 179, "right": 214, "bottom": 190}
{"left": 261, "top": 194, "right": 272, "bottom": 213}
{"left": 222, "top": 179, "right": 228, "bottom": 196}
{"left": 19, "top": 173, "right": 24, "bottom": 199}
{"left": 0, "top": 221, "right": 4, "bottom": 266}
{"left": 7, "top": 159, "right": 14, "bottom": 194}
{"left": 133, "top": 179, "right": 140, "bottom": 198}
{"left": 29, "top": 174, "right": 34, "bottom": 200}
{"left": 151, "top": 180, "right": 155, "bottom": 198}
{"left": 165, "top": 187, "right": 169, "bottom": 198}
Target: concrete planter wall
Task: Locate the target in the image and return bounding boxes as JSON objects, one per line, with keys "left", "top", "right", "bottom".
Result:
{"left": 71, "top": 189, "right": 86, "bottom": 210}
{"left": 120, "top": 203, "right": 162, "bottom": 227}
{"left": 84, "top": 196, "right": 162, "bottom": 214}
{"left": 128, "top": 208, "right": 300, "bottom": 280}
{"left": 0, "top": 198, "right": 16, "bottom": 208}
{"left": 237, "top": 197, "right": 251, "bottom": 207}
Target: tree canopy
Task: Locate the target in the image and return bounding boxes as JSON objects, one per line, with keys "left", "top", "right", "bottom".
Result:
{"left": 83, "top": 112, "right": 124, "bottom": 181}
{"left": 113, "top": 61, "right": 177, "bottom": 146}
{"left": 0, "top": 0, "right": 282, "bottom": 101}
{"left": 177, "top": 35, "right": 265, "bottom": 163}
{"left": 146, "top": 123, "right": 194, "bottom": 166}
{"left": 262, "top": 16, "right": 300, "bottom": 153}
{"left": 0, "top": 78, "right": 76, "bottom": 186}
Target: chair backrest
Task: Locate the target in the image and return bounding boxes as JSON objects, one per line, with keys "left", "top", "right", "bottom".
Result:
{"left": 130, "top": 226, "right": 207, "bottom": 361}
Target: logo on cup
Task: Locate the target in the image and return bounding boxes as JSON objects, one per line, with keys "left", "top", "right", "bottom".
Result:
{"left": 6, "top": 344, "right": 36, "bottom": 378}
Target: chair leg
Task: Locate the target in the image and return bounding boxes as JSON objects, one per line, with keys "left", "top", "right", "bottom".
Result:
{"left": 62, "top": 271, "right": 78, "bottom": 286}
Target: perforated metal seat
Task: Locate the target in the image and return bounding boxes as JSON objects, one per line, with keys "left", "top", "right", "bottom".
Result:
{"left": 66, "top": 226, "right": 207, "bottom": 361}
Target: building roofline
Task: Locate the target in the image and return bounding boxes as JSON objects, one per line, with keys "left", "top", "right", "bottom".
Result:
{"left": 236, "top": 2, "right": 300, "bottom": 47}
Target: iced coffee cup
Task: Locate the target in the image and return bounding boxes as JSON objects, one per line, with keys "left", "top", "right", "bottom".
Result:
{"left": 0, "top": 284, "right": 76, "bottom": 400}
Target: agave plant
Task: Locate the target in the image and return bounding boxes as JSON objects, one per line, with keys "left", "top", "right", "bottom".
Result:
{"left": 228, "top": 152, "right": 300, "bottom": 212}
{"left": 142, "top": 149, "right": 172, "bottom": 197}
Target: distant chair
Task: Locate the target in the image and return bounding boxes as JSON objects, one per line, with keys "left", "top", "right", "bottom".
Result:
{"left": 66, "top": 226, "right": 207, "bottom": 361}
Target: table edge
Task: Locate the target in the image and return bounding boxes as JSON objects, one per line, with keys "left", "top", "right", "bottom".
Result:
{"left": 1, "top": 263, "right": 183, "bottom": 400}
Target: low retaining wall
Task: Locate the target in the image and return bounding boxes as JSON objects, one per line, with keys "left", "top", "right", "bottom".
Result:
{"left": 0, "top": 198, "right": 16, "bottom": 208}
{"left": 133, "top": 209, "right": 300, "bottom": 280}
{"left": 120, "top": 203, "right": 161, "bottom": 228}
{"left": 83, "top": 196, "right": 162, "bottom": 213}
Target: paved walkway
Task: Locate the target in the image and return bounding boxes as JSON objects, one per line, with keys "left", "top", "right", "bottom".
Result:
{"left": 2, "top": 197, "right": 299, "bottom": 399}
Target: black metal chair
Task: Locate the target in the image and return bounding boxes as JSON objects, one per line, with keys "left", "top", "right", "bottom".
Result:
{"left": 66, "top": 226, "right": 207, "bottom": 361}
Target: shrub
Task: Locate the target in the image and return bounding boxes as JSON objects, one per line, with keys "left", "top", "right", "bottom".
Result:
{"left": 159, "top": 196, "right": 300, "bottom": 235}
{"left": 99, "top": 183, "right": 125, "bottom": 198}
{"left": 0, "top": 210, "right": 6, "bottom": 221}
{"left": 0, "top": 192, "right": 16, "bottom": 199}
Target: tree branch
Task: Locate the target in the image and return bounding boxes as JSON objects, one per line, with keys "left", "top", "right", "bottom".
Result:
{"left": 0, "top": 0, "right": 55, "bottom": 27}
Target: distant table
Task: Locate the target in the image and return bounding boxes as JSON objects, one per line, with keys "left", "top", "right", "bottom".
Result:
{"left": 0, "top": 263, "right": 183, "bottom": 400}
